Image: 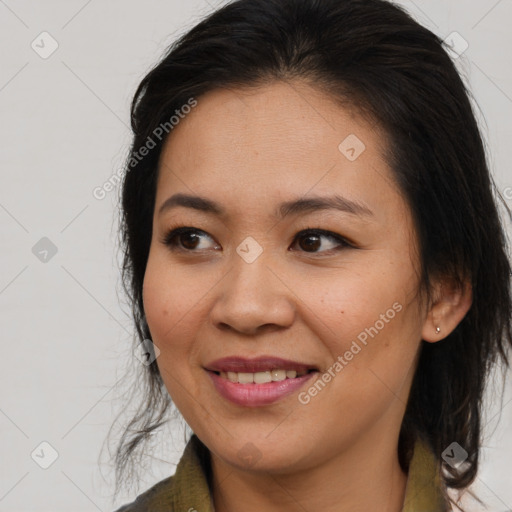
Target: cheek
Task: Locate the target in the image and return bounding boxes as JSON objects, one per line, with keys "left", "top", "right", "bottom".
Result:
{"left": 298, "top": 298, "right": 420, "bottom": 437}
{"left": 293, "top": 268, "right": 422, "bottom": 403}
{"left": 293, "top": 270, "right": 406, "bottom": 354}
{"left": 142, "top": 257, "right": 206, "bottom": 413}
{"left": 142, "top": 253, "right": 206, "bottom": 346}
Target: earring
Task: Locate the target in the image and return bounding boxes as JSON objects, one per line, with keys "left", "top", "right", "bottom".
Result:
{"left": 435, "top": 326, "right": 441, "bottom": 334}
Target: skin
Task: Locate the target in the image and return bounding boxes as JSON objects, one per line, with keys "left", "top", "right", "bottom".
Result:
{"left": 142, "top": 80, "right": 472, "bottom": 512}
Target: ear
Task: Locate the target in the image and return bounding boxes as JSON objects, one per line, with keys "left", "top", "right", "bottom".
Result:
{"left": 421, "top": 276, "right": 472, "bottom": 343}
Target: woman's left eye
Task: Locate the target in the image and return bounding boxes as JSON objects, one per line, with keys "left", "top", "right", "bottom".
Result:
{"left": 291, "top": 229, "right": 352, "bottom": 254}
{"left": 160, "top": 227, "right": 352, "bottom": 254}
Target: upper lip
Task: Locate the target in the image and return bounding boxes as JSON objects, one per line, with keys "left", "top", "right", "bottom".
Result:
{"left": 205, "top": 356, "right": 318, "bottom": 373}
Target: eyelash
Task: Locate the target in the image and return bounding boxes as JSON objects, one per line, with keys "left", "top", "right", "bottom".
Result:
{"left": 160, "top": 225, "right": 354, "bottom": 255}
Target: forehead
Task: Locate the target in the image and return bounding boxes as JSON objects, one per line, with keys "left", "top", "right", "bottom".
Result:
{"left": 160, "top": 81, "right": 380, "bottom": 170}
{"left": 156, "top": 80, "right": 405, "bottom": 223}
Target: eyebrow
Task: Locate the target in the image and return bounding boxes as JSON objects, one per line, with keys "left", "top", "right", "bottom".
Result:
{"left": 158, "top": 193, "right": 374, "bottom": 219}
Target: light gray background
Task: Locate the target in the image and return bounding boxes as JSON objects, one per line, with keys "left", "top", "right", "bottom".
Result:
{"left": 1, "top": 1, "right": 511, "bottom": 511}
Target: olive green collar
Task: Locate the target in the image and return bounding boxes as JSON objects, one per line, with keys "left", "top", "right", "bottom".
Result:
{"left": 402, "top": 436, "right": 448, "bottom": 511}
{"left": 115, "top": 434, "right": 448, "bottom": 511}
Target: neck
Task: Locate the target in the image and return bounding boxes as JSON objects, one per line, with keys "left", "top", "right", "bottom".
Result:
{"left": 211, "top": 434, "right": 408, "bottom": 512}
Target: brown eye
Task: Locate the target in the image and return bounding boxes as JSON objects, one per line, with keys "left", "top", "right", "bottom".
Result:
{"left": 179, "top": 231, "right": 202, "bottom": 250}
{"left": 298, "top": 233, "right": 321, "bottom": 252}
{"left": 292, "top": 229, "right": 352, "bottom": 254}
{"left": 161, "top": 227, "right": 219, "bottom": 252}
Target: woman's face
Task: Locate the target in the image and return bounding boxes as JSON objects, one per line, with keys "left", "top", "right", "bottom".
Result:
{"left": 143, "top": 80, "right": 430, "bottom": 472}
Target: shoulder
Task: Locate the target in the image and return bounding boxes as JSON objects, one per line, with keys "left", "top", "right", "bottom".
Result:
{"left": 112, "top": 434, "right": 213, "bottom": 512}
{"left": 112, "top": 474, "right": 176, "bottom": 512}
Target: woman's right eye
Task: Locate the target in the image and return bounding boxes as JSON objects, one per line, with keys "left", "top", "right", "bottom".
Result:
{"left": 161, "top": 227, "right": 220, "bottom": 252}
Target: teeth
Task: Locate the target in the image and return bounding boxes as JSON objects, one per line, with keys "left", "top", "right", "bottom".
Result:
{"left": 238, "top": 372, "right": 254, "bottom": 384}
{"left": 271, "top": 369, "right": 286, "bottom": 381}
{"left": 218, "top": 368, "right": 309, "bottom": 384}
{"left": 254, "top": 371, "right": 272, "bottom": 384}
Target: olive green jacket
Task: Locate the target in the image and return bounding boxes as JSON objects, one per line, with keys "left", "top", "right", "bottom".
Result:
{"left": 114, "top": 434, "right": 449, "bottom": 511}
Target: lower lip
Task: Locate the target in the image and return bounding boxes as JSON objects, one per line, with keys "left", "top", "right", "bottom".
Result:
{"left": 206, "top": 370, "right": 318, "bottom": 407}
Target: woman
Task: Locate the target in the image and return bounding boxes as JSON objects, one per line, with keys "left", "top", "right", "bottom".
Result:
{"left": 110, "top": 0, "right": 512, "bottom": 510}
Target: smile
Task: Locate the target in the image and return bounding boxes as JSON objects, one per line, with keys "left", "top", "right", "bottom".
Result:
{"left": 205, "top": 356, "right": 319, "bottom": 406}
{"left": 216, "top": 369, "right": 310, "bottom": 384}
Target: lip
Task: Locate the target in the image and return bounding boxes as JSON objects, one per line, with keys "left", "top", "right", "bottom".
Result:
{"left": 204, "top": 356, "right": 317, "bottom": 373}
{"left": 206, "top": 371, "right": 317, "bottom": 406}
{"left": 204, "top": 356, "right": 319, "bottom": 407}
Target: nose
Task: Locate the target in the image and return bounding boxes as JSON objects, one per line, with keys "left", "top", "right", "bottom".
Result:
{"left": 209, "top": 254, "right": 295, "bottom": 336}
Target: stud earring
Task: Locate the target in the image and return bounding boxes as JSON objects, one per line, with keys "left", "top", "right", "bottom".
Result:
{"left": 435, "top": 326, "right": 441, "bottom": 334}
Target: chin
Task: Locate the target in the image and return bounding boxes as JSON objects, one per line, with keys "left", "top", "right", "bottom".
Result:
{"left": 205, "top": 430, "right": 314, "bottom": 473}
